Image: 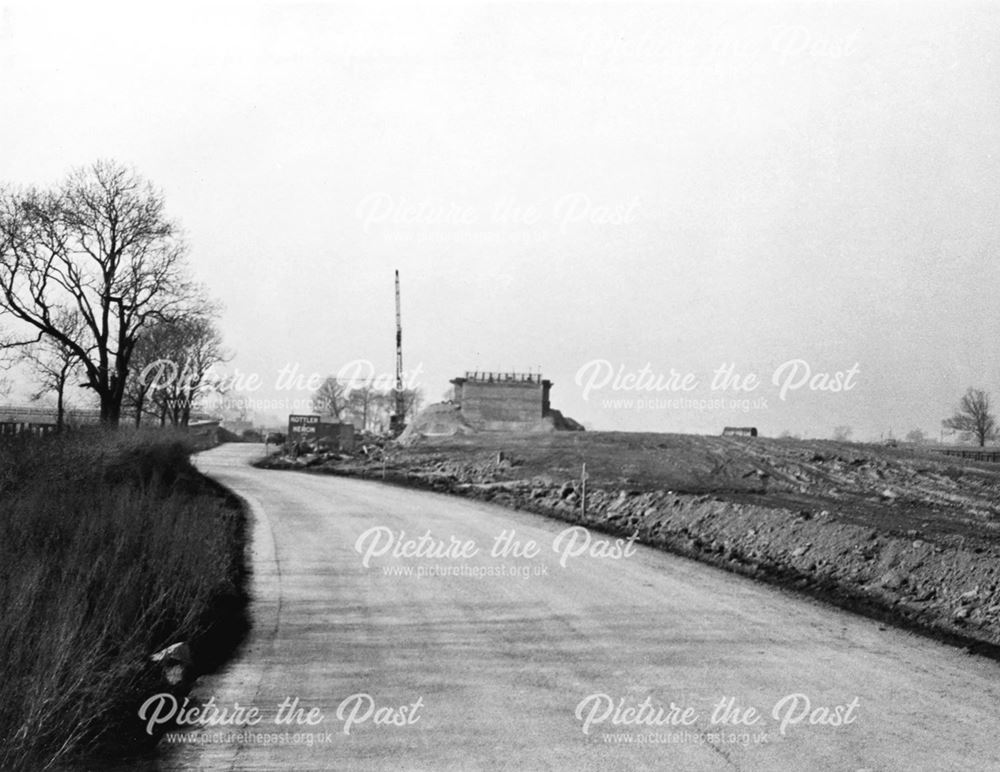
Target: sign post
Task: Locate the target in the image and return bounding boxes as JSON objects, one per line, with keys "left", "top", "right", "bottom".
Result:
{"left": 288, "top": 414, "right": 320, "bottom": 444}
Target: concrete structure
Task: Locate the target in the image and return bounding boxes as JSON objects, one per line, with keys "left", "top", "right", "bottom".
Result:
{"left": 449, "top": 371, "right": 553, "bottom": 432}
{"left": 722, "top": 426, "right": 758, "bottom": 437}
{"left": 188, "top": 419, "right": 221, "bottom": 449}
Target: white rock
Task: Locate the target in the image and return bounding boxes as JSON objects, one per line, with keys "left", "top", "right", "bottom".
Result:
{"left": 151, "top": 641, "right": 192, "bottom": 686}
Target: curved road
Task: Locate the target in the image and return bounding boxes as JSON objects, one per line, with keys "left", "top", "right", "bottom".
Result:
{"left": 151, "top": 444, "right": 1000, "bottom": 771}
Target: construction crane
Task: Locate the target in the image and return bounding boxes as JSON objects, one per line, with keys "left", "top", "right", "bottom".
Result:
{"left": 389, "top": 269, "right": 406, "bottom": 436}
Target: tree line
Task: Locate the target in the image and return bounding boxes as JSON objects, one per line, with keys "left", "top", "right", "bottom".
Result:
{"left": 0, "top": 161, "right": 227, "bottom": 429}
{"left": 311, "top": 376, "right": 422, "bottom": 433}
{"left": 822, "top": 388, "right": 997, "bottom": 447}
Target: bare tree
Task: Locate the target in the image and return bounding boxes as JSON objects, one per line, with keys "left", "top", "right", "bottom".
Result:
{"left": 401, "top": 386, "right": 423, "bottom": 421}
{"left": 0, "top": 331, "right": 15, "bottom": 400}
{"left": 20, "top": 309, "right": 85, "bottom": 431}
{"left": 0, "top": 161, "right": 195, "bottom": 425}
{"left": 943, "top": 388, "right": 995, "bottom": 447}
{"left": 124, "top": 317, "right": 169, "bottom": 427}
{"left": 832, "top": 425, "right": 852, "bottom": 442}
{"left": 136, "top": 312, "right": 229, "bottom": 427}
{"left": 169, "top": 313, "right": 228, "bottom": 426}
{"left": 346, "top": 385, "right": 388, "bottom": 433}
{"left": 343, "top": 385, "right": 421, "bottom": 433}
{"left": 124, "top": 321, "right": 168, "bottom": 427}
{"left": 312, "top": 377, "right": 348, "bottom": 420}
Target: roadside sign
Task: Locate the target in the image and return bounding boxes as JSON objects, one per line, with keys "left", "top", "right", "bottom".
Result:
{"left": 288, "top": 414, "right": 320, "bottom": 441}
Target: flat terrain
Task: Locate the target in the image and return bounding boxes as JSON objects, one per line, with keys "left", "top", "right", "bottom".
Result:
{"left": 146, "top": 443, "right": 1000, "bottom": 771}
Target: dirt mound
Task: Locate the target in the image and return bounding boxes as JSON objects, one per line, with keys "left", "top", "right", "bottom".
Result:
{"left": 540, "top": 408, "right": 584, "bottom": 432}
{"left": 516, "top": 409, "right": 585, "bottom": 433}
{"left": 397, "top": 403, "right": 478, "bottom": 445}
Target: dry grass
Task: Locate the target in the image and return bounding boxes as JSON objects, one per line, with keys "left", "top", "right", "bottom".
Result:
{"left": 0, "top": 429, "right": 247, "bottom": 770}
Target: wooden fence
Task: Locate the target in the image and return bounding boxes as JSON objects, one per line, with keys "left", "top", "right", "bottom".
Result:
{"left": 933, "top": 447, "right": 1000, "bottom": 463}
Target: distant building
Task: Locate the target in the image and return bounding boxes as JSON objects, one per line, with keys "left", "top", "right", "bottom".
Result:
{"left": 0, "top": 404, "right": 225, "bottom": 438}
{"left": 0, "top": 404, "right": 102, "bottom": 436}
{"left": 188, "top": 419, "right": 221, "bottom": 448}
{"left": 722, "top": 426, "right": 758, "bottom": 438}
{"left": 449, "top": 371, "right": 553, "bottom": 432}
{"left": 220, "top": 418, "right": 254, "bottom": 437}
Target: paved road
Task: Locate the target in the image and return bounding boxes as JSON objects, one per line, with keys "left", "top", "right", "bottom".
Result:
{"left": 151, "top": 443, "right": 1000, "bottom": 771}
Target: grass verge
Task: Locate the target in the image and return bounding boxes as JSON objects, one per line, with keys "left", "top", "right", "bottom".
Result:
{"left": 0, "top": 429, "right": 248, "bottom": 771}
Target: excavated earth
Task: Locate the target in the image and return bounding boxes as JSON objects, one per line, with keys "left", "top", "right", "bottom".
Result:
{"left": 259, "top": 432, "right": 1000, "bottom": 657}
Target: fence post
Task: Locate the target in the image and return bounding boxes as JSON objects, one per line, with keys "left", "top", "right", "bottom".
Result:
{"left": 581, "top": 462, "right": 587, "bottom": 519}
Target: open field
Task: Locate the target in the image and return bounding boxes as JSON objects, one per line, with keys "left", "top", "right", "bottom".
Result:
{"left": 0, "top": 431, "right": 248, "bottom": 771}
{"left": 263, "top": 432, "right": 1000, "bottom": 654}
{"left": 382, "top": 433, "right": 1000, "bottom": 549}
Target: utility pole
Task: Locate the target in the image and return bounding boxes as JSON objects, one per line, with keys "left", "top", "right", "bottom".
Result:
{"left": 389, "top": 270, "right": 406, "bottom": 436}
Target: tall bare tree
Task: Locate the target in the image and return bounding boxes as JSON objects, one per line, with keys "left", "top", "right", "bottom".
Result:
{"left": 0, "top": 161, "right": 195, "bottom": 425}
{"left": 943, "top": 388, "right": 995, "bottom": 447}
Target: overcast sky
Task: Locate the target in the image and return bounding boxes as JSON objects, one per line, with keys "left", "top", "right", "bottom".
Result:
{"left": 1, "top": 1, "right": 998, "bottom": 439}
